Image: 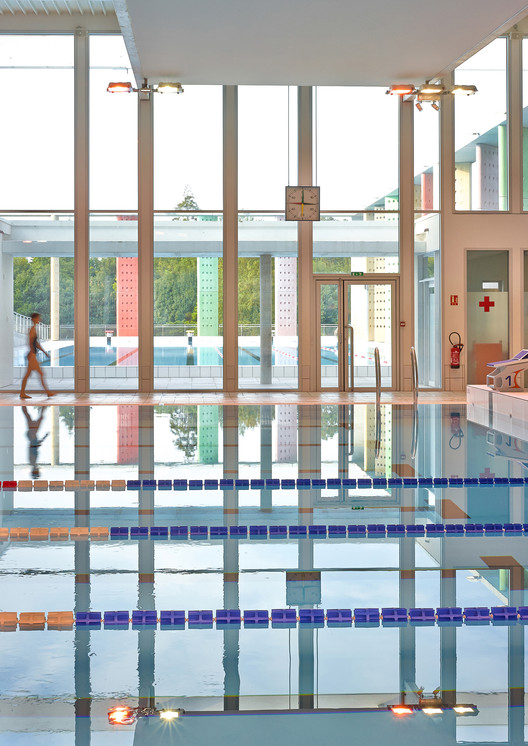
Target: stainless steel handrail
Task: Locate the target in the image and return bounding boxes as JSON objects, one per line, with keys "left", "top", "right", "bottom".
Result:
{"left": 410, "top": 346, "right": 418, "bottom": 404}
{"left": 347, "top": 326, "right": 354, "bottom": 390}
{"left": 374, "top": 347, "right": 381, "bottom": 402}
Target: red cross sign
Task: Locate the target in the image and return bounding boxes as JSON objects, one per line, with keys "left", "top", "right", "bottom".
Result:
{"left": 479, "top": 296, "right": 495, "bottom": 312}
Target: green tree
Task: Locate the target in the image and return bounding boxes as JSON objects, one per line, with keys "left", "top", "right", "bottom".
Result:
{"left": 173, "top": 186, "right": 200, "bottom": 220}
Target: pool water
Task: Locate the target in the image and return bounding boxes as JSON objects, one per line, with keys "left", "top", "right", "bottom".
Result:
{"left": 1, "top": 402, "right": 527, "bottom": 744}
{"left": 41, "top": 345, "right": 302, "bottom": 367}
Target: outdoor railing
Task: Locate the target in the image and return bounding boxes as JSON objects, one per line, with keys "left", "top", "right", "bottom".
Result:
{"left": 13, "top": 312, "right": 49, "bottom": 340}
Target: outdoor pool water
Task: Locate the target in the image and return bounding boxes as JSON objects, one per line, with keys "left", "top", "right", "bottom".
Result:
{"left": 41, "top": 345, "right": 303, "bottom": 367}
{"left": 0, "top": 402, "right": 527, "bottom": 744}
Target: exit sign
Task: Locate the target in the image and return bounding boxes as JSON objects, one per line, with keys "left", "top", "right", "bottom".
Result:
{"left": 351, "top": 271, "right": 364, "bottom": 277}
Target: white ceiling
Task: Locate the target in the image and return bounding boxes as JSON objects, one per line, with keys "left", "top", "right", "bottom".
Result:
{"left": 116, "top": 0, "right": 528, "bottom": 86}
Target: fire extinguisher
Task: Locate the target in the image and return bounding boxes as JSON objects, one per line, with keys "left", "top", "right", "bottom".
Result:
{"left": 449, "top": 332, "right": 464, "bottom": 369}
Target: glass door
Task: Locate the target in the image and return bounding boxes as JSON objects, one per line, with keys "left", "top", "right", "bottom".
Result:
{"left": 316, "top": 278, "right": 397, "bottom": 391}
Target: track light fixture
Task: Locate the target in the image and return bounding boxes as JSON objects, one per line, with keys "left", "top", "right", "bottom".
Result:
{"left": 107, "top": 80, "right": 184, "bottom": 94}
{"left": 388, "top": 79, "right": 477, "bottom": 109}
{"left": 386, "top": 84, "right": 416, "bottom": 96}
{"left": 451, "top": 84, "right": 478, "bottom": 95}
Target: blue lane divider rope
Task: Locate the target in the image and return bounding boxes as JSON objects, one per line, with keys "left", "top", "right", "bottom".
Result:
{"left": 4, "top": 522, "right": 527, "bottom": 542}
{"left": 69, "top": 606, "right": 528, "bottom": 629}
{"left": 3, "top": 476, "right": 528, "bottom": 492}
{"left": 104, "top": 522, "right": 528, "bottom": 541}
{"left": 5, "top": 607, "right": 527, "bottom": 631}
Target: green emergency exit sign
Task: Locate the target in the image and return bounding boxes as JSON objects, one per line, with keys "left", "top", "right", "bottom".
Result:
{"left": 351, "top": 271, "right": 364, "bottom": 277}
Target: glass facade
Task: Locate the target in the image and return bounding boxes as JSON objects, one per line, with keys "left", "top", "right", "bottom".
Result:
{"left": 2, "top": 30, "right": 528, "bottom": 393}
{"left": 0, "top": 36, "right": 74, "bottom": 209}
{"left": 316, "top": 87, "right": 399, "bottom": 210}
{"left": 153, "top": 213, "right": 223, "bottom": 389}
{"left": 238, "top": 217, "right": 298, "bottom": 388}
{"left": 455, "top": 38, "right": 508, "bottom": 211}
{"left": 154, "top": 85, "right": 223, "bottom": 210}
{"left": 89, "top": 214, "right": 138, "bottom": 390}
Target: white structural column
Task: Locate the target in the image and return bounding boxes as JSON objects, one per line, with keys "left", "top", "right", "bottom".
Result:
{"left": 297, "top": 87, "right": 314, "bottom": 391}
{"left": 50, "top": 257, "right": 60, "bottom": 367}
{"left": 223, "top": 86, "right": 238, "bottom": 391}
{"left": 509, "top": 33, "right": 524, "bottom": 354}
{"left": 274, "top": 257, "right": 297, "bottom": 334}
{"left": 74, "top": 28, "right": 89, "bottom": 393}
{"left": 509, "top": 33, "right": 523, "bottom": 214}
{"left": 440, "top": 74, "right": 463, "bottom": 390}
{"left": 138, "top": 90, "right": 154, "bottom": 392}
{"left": 0, "top": 225, "right": 13, "bottom": 388}
{"left": 399, "top": 98, "right": 414, "bottom": 391}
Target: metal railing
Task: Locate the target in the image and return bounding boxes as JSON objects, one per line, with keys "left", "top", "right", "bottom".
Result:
{"left": 410, "top": 346, "right": 419, "bottom": 404}
{"left": 13, "top": 312, "right": 49, "bottom": 340}
{"left": 374, "top": 347, "right": 381, "bottom": 402}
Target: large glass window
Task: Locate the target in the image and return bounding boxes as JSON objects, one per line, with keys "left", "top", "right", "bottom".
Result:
{"left": 154, "top": 86, "right": 222, "bottom": 210}
{"left": 153, "top": 213, "right": 223, "bottom": 390}
{"left": 455, "top": 38, "right": 508, "bottom": 211}
{"left": 1, "top": 214, "right": 75, "bottom": 392}
{"left": 0, "top": 36, "right": 74, "bottom": 209}
{"left": 316, "top": 87, "right": 399, "bottom": 211}
{"left": 238, "top": 217, "right": 298, "bottom": 388}
{"left": 415, "top": 213, "right": 441, "bottom": 388}
{"left": 522, "top": 39, "right": 528, "bottom": 210}
{"left": 90, "top": 35, "right": 137, "bottom": 210}
{"left": 414, "top": 104, "right": 439, "bottom": 211}
{"left": 313, "top": 214, "right": 399, "bottom": 274}
{"left": 239, "top": 86, "right": 297, "bottom": 210}
{"left": 89, "top": 214, "right": 138, "bottom": 390}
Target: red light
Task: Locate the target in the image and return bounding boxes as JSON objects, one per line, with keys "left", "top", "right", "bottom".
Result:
{"left": 108, "top": 706, "right": 135, "bottom": 725}
{"left": 107, "top": 82, "right": 134, "bottom": 93}
{"left": 390, "top": 705, "right": 414, "bottom": 716}
{"left": 387, "top": 84, "right": 415, "bottom": 96}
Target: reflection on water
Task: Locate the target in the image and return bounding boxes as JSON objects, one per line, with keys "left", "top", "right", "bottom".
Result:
{"left": 0, "top": 403, "right": 527, "bottom": 744}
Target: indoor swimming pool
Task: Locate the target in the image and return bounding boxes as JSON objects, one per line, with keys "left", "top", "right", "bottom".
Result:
{"left": 0, "top": 401, "right": 527, "bottom": 744}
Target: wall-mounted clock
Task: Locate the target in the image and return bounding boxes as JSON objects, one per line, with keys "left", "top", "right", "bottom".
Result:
{"left": 285, "top": 186, "right": 320, "bottom": 221}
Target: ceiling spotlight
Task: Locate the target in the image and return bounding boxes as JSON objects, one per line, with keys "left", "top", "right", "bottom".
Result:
{"left": 451, "top": 84, "right": 477, "bottom": 95}
{"left": 415, "top": 102, "right": 423, "bottom": 112}
{"left": 107, "top": 82, "right": 134, "bottom": 93}
{"left": 419, "top": 82, "right": 445, "bottom": 95}
{"left": 386, "top": 84, "right": 416, "bottom": 96}
{"left": 431, "top": 102, "right": 440, "bottom": 111}
{"left": 157, "top": 82, "right": 184, "bottom": 94}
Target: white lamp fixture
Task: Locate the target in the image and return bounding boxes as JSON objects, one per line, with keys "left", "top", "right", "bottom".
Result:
{"left": 451, "top": 84, "right": 478, "bottom": 95}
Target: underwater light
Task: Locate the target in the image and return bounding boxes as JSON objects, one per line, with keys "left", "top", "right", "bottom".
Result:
{"left": 422, "top": 707, "right": 444, "bottom": 715}
{"left": 159, "top": 709, "right": 182, "bottom": 720}
{"left": 390, "top": 705, "right": 414, "bottom": 716}
{"left": 453, "top": 704, "right": 478, "bottom": 715}
{"left": 108, "top": 705, "right": 135, "bottom": 725}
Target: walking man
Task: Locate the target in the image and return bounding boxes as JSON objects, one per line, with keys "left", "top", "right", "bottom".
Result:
{"left": 20, "top": 313, "right": 53, "bottom": 399}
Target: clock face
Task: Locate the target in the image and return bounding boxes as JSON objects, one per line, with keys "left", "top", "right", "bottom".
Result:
{"left": 285, "top": 186, "right": 320, "bottom": 221}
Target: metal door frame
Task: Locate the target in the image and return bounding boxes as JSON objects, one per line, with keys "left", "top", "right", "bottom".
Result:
{"left": 314, "top": 276, "right": 399, "bottom": 392}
